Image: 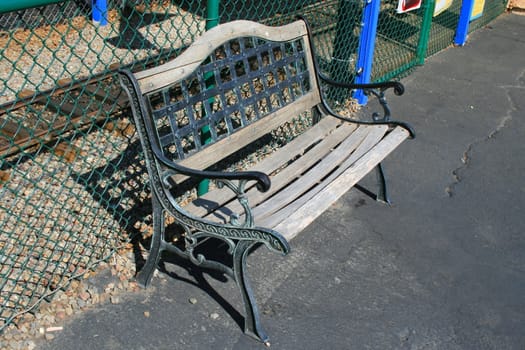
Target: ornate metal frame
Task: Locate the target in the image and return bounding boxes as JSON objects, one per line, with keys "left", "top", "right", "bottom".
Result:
{"left": 118, "top": 17, "right": 414, "bottom": 344}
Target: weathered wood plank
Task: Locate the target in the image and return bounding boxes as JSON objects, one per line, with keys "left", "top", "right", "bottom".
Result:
{"left": 258, "top": 124, "right": 389, "bottom": 228}
{"left": 83, "top": 84, "right": 129, "bottom": 108}
{"left": 0, "top": 117, "right": 29, "bottom": 139}
{"left": 254, "top": 124, "right": 387, "bottom": 220}
{"left": 271, "top": 127, "right": 409, "bottom": 240}
{"left": 183, "top": 116, "right": 344, "bottom": 218}
{"left": 201, "top": 121, "right": 361, "bottom": 220}
{"left": 136, "top": 21, "right": 310, "bottom": 94}
{"left": 172, "top": 91, "right": 321, "bottom": 184}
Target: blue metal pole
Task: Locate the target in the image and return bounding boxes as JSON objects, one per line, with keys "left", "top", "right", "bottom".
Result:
{"left": 92, "top": 0, "right": 108, "bottom": 26}
{"left": 454, "top": 0, "right": 475, "bottom": 46}
{"left": 353, "top": 0, "right": 381, "bottom": 105}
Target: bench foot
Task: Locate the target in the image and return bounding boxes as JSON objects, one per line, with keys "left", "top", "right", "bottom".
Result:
{"left": 233, "top": 240, "right": 270, "bottom": 344}
{"left": 136, "top": 200, "right": 165, "bottom": 287}
{"left": 135, "top": 195, "right": 278, "bottom": 344}
{"left": 375, "top": 163, "right": 391, "bottom": 205}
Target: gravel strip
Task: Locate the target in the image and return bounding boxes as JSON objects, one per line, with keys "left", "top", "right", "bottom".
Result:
{"left": 0, "top": 4, "right": 205, "bottom": 105}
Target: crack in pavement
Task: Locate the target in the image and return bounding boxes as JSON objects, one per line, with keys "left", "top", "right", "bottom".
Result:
{"left": 445, "top": 71, "right": 524, "bottom": 197}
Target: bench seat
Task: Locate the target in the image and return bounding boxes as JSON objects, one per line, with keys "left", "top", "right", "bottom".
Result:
{"left": 186, "top": 119, "right": 409, "bottom": 241}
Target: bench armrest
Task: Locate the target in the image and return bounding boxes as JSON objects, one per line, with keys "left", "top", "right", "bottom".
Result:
{"left": 318, "top": 73, "right": 405, "bottom": 97}
{"left": 317, "top": 74, "right": 415, "bottom": 139}
{"left": 154, "top": 149, "right": 272, "bottom": 192}
{"left": 319, "top": 72, "right": 403, "bottom": 122}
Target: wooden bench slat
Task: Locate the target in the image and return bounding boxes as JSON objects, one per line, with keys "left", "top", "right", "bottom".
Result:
{"left": 254, "top": 124, "right": 388, "bottom": 222}
{"left": 251, "top": 124, "right": 376, "bottom": 220}
{"left": 201, "top": 122, "right": 361, "bottom": 222}
{"left": 258, "top": 124, "right": 390, "bottom": 228}
{"left": 136, "top": 21, "right": 310, "bottom": 94}
{"left": 184, "top": 116, "right": 346, "bottom": 218}
{"left": 192, "top": 123, "right": 383, "bottom": 226}
{"left": 271, "top": 127, "right": 410, "bottom": 240}
{"left": 173, "top": 91, "right": 321, "bottom": 184}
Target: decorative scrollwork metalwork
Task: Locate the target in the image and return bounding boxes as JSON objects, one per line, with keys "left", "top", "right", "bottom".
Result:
{"left": 367, "top": 88, "right": 392, "bottom": 122}
{"left": 216, "top": 179, "right": 254, "bottom": 228}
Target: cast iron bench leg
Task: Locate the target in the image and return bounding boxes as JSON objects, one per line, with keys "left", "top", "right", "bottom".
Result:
{"left": 375, "top": 162, "right": 391, "bottom": 204}
{"left": 233, "top": 240, "right": 270, "bottom": 346}
{"left": 136, "top": 195, "right": 164, "bottom": 287}
{"left": 135, "top": 193, "right": 272, "bottom": 344}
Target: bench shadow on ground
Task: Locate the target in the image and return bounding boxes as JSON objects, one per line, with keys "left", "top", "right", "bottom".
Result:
{"left": 156, "top": 235, "right": 247, "bottom": 331}
{"left": 72, "top": 134, "right": 253, "bottom": 332}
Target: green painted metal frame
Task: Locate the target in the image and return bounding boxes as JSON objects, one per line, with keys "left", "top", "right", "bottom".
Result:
{"left": 0, "top": 0, "right": 67, "bottom": 14}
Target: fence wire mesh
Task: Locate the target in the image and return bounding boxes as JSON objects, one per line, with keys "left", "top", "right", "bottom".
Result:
{"left": 469, "top": 0, "right": 508, "bottom": 31}
{"left": 0, "top": 0, "right": 507, "bottom": 334}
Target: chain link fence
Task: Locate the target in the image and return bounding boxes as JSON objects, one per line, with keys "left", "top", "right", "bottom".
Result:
{"left": 0, "top": 0, "right": 508, "bottom": 333}
{"left": 426, "top": 0, "right": 508, "bottom": 57}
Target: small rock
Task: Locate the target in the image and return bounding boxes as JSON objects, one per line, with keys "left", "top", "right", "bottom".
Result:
{"left": 78, "top": 291, "right": 90, "bottom": 301}
{"left": 77, "top": 299, "right": 87, "bottom": 309}
{"left": 105, "top": 283, "right": 115, "bottom": 292}
{"left": 209, "top": 312, "right": 219, "bottom": 320}
{"left": 188, "top": 297, "right": 197, "bottom": 305}
{"left": 143, "top": 311, "right": 150, "bottom": 318}
{"left": 44, "top": 333, "right": 55, "bottom": 341}
{"left": 398, "top": 327, "right": 410, "bottom": 342}
{"left": 110, "top": 295, "right": 120, "bottom": 304}
{"left": 65, "top": 306, "right": 74, "bottom": 316}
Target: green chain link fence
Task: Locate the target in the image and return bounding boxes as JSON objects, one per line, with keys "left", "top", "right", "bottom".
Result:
{"left": 426, "top": 0, "right": 508, "bottom": 57}
{"left": 0, "top": 0, "right": 508, "bottom": 333}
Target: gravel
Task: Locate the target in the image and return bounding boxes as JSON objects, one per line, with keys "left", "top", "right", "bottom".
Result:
{"left": 0, "top": 250, "right": 140, "bottom": 350}
{"left": 0, "top": 4, "right": 205, "bottom": 105}
{"left": 0, "top": 3, "right": 205, "bottom": 341}
{"left": 0, "top": 4, "right": 362, "bottom": 347}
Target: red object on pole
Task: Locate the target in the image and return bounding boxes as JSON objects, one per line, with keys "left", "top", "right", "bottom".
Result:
{"left": 396, "top": 0, "right": 422, "bottom": 13}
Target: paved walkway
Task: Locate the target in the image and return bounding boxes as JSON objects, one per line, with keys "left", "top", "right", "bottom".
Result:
{"left": 39, "top": 13, "right": 525, "bottom": 350}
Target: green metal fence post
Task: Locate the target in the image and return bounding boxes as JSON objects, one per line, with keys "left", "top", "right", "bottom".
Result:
{"left": 198, "top": 0, "right": 220, "bottom": 196}
{"left": 416, "top": 0, "right": 436, "bottom": 65}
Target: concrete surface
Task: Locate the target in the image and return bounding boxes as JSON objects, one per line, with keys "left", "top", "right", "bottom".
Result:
{"left": 39, "top": 12, "right": 525, "bottom": 350}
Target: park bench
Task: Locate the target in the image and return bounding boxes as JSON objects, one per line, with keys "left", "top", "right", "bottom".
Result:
{"left": 118, "top": 18, "right": 414, "bottom": 345}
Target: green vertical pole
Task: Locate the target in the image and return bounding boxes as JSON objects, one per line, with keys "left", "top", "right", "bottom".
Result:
{"left": 206, "top": 0, "right": 220, "bottom": 29}
{"left": 416, "top": 0, "right": 435, "bottom": 65}
{"left": 198, "top": 0, "right": 220, "bottom": 196}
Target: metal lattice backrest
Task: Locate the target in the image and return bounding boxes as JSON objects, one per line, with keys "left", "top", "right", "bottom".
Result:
{"left": 122, "top": 20, "right": 321, "bottom": 170}
{"left": 144, "top": 36, "right": 311, "bottom": 161}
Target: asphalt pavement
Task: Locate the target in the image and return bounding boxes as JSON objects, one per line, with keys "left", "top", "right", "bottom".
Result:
{"left": 39, "top": 12, "right": 525, "bottom": 350}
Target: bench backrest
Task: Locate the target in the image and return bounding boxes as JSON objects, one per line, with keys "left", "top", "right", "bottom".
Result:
{"left": 119, "top": 20, "right": 322, "bottom": 172}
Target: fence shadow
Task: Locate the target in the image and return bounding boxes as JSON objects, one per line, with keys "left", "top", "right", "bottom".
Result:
{"left": 105, "top": 5, "right": 176, "bottom": 50}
